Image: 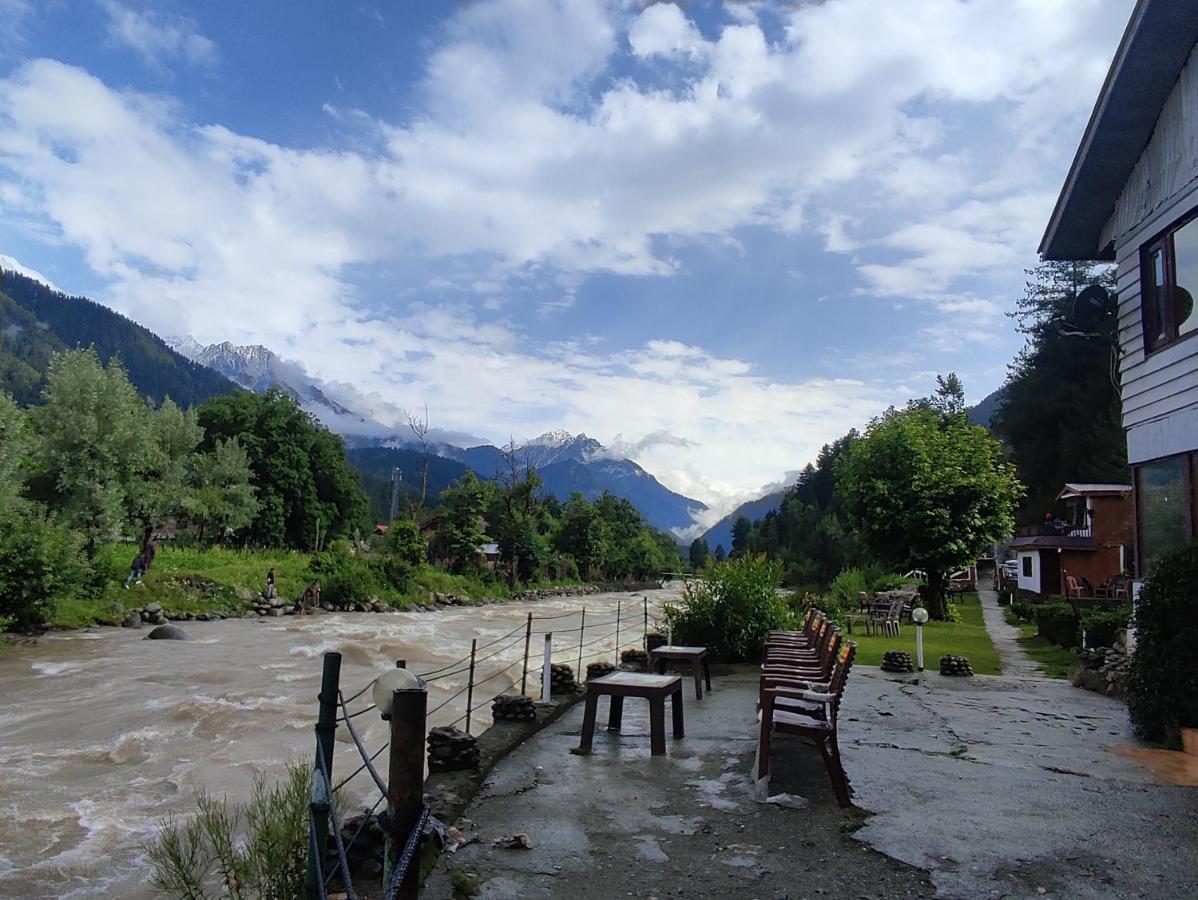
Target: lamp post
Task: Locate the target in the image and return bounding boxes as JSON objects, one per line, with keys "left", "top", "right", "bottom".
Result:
{"left": 912, "top": 606, "right": 929, "bottom": 671}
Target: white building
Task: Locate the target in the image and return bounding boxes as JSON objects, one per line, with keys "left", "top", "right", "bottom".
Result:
{"left": 1040, "top": 0, "right": 1198, "bottom": 578}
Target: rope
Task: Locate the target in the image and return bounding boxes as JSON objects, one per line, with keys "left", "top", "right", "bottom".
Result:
{"left": 332, "top": 740, "right": 389, "bottom": 794}
{"left": 339, "top": 704, "right": 377, "bottom": 721}
{"left": 337, "top": 691, "right": 388, "bottom": 795}
{"left": 383, "top": 804, "right": 431, "bottom": 900}
{"left": 326, "top": 793, "right": 387, "bottom": 889}
{"left": 314, "top": 740, "right": 357, "bottom": 900}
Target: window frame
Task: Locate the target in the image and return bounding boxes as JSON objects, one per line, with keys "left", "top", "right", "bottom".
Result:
{"left": 1133, "top": 451, "right": 1198, "bottom": 577}
{"left": 1139, "top": 206, "right": 1198, "bottom": 354}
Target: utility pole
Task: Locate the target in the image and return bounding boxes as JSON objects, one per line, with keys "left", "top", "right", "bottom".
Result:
{"left": 389, "top": 467, "right": 403, "bottom": 522}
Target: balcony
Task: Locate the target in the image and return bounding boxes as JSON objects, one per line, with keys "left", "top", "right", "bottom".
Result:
{"left": 1015, "top": 522, "right": 1092, "bottom": 539}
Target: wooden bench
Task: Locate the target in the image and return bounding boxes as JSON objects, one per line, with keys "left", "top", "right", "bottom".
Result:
{"left": 649, "top": 645, "right": 712, "bottom": 699}
{"left": 578, "top": 672, "right": 684, "bottom": 756}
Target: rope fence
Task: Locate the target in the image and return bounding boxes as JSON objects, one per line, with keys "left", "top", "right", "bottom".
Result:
{"left": 306, "top": 590, "right": 675, "bottom": 898}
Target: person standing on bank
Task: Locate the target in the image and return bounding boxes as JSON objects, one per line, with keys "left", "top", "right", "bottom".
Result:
{"left": 124, "top": 540, "right": 156, "bottom": 589}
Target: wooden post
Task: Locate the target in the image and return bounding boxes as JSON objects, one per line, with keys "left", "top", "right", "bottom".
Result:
{"left": 614, "top": 600, "right": 622, "bottom": 664}
{"left": 541, "top": 633, "right": 553, "bottom": 702}
{"left": 519, "top": 612, "right": 533, "bottom": 697}
{"left": 465, "top": 638, "right": 477, "bottom": 734}
{"left": 306, "top": 651, "right": 341, "bottom": 900}
{"left": 384, "top": 682, "right": 427, "bottom": 900}
{"left": 577, "top": 609, "right": 586, "bottom": 681}
{"left": 643, "top": 596, "right": 649, "bottom": 651}
{"left": 396, "top": 659, "right": 406, "bottom": 668}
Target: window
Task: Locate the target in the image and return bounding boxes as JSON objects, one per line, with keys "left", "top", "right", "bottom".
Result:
{"left": 1021, "top": 555, "right": 1032, "bottom": 578}
{"left": 1135, "top": 454, "right": 1195, "bottom": 575}
{"left": 1140, "top": 211, "right": 1198, "bottom": 352}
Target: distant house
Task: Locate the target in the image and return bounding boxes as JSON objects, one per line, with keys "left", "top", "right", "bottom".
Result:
{"left": 374, "top": 523, "right": 390, "bottom": 535}
{"left": 1040, "top": 0, "right": 1198, "bottom": 579}
{"left": 478, "top": 542, "right": 501, "bottom": 571}
{"left": 1010, "top": 484, "right": 1133, "bottom": 596}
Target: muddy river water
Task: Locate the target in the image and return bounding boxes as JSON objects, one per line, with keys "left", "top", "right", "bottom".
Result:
{"left": 0, "top": 585, "right": 679, "bottom": 898}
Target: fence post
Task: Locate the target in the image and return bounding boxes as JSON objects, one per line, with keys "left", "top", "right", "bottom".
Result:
{"left": 396, "top": 659, "right": 406, "bottom": 669}
{"left": 306, "top": 651, "right": 341, "bottom": 900}
{"left": 614, "top": 600, "right": 622, "bottom": 664}
{"left": 541, "top": 633, "right": 553, "bottom": 702}
{"left": 519, "top": 612, "right": 533, "bottom": 697}
{"left": 577, "top": 608, "right": 586, "bottom": 681}
{"left": 465, "top": 638, "right": 477, "bottom": 735}
{"left": 643, "top": 595, "right": 649, "bottom": 650}
{"left": 384, "top": 677, "right": 428, "bottom": 900}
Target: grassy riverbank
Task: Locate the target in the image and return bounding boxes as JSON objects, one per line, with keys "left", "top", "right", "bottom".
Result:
{"left": 48, "top": 544, "right": 590, "bottom": 629}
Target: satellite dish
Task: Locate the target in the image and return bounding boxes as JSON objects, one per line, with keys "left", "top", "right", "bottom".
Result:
{"left": 1065, "top": 285, "right": 1114, "bottom": 333}
{"left": 1174, "top": 285, "right": 1194, "bottom": 327}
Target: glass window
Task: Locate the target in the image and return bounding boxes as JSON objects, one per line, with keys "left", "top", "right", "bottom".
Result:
{"left": 1137, "top": 456, "right": 1190, "bottom": 574}
{"left": 1022, "top": 555, "right": 1032, "bottom": 578}
{"left": 1145, "top": 244, "right": 1169, "bottom": 349}
{"left": 1173, "top": 218, "right": 1198, "bottom": 337}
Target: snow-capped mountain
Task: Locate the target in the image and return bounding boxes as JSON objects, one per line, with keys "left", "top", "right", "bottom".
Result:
{"left": 165, "top": 336, "right": 376, "bottom": 430}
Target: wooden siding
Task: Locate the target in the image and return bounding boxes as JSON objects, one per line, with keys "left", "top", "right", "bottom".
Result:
{"left": 1103, "top": 43, "right": 1198, "bottom": 465}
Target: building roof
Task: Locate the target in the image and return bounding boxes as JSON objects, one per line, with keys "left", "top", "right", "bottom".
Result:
{"left": 478, "top": 542, "right": 500, "bottom": 556}
{"left": 1011, "top": 536, "right": 1098, "bottom": 551}
{"left": 1040, "top": 0, "right": 1198, "bottom": 261}
{"left": 1056, "top": 483, "right": 1133, "bottom": 500}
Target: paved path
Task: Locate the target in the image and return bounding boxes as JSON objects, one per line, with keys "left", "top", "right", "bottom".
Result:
{"left": 428, "top": 666, "right": 1198, "bottom": 899}
{"left": 977, "top": 584, "right": 1043, "bottom": 678}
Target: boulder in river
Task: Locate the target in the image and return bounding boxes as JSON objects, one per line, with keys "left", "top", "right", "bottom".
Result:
{"left": 145, "top": 624, "right": 190, "bottom": 641}
{"left": 120, "top": 612, "right": 142, "bottom": 629}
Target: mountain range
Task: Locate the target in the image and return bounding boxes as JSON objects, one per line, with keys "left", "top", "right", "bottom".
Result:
{"left": 0, "top": 264, "right": 704, "bottom": 536}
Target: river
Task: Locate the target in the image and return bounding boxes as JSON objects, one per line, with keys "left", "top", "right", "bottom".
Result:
{"left": 0, "top": 585, "right": 681, "bottom": 898}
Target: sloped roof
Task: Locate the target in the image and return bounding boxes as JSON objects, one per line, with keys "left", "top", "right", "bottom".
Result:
{"left": 1040, "top": 0, "right": 1198, "bottom": 260}
{"left": 1057, "top": 483, "right": 1133, "bottom": 499}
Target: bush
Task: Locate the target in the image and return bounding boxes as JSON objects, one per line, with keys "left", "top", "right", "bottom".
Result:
{"left": 1080, "top": 606, "right": 1131, "bottom": 648}
{"left": 0, "top": 508, "right": 90, "bottom": 630}
{"left": 382, "top": 519, "right": 426, "bottom": 566}
{"left": 309, "top": 551, "right": 380, "bottom": 605}
{"left": 1127, "top": 543, "right": 1198, "bottom": 747}
{"left": 663, "top": 555, "right": 787, "bottom": 661}
{"left": 1032, "top": 602, "right": 1080, "bottom": 647}
{"left": 829, "top": 568, "right": 867, "bottom": 609}
{"left": 145, "top": 761, "right": 312, "bottom": 898}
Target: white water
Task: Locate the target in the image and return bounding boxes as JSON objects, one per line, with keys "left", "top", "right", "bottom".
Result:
{"left": 0, "top": 587, "right": 678, "bottom": 898}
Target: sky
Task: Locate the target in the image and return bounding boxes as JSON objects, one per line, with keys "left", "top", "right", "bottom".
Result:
{"left": 0, "top": 0, "right": 1134, "bottom": 524}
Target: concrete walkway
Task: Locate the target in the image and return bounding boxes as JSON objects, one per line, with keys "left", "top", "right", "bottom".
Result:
{"left": 427, "top": 666, "right": 1198, "bottom": 899}
{"left": 977, "top": 584, "right": 1043, "bottom": 678}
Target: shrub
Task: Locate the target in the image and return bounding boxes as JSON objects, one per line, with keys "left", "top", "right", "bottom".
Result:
{"left": 309, "top": 551, "right": 380, "bottom": 605}
{"left": 1032, "top": 602, "right": 1080, "bottom": 647}
{"left": 0, "top": 508, "right": 90, "bottom": 630}
{"left": 829, "top": 568, "right": 867, "bottom": 609}
{"left": 1079, "top": 606, "right": 1131, "bottom": 648}
{"left": 664, "top": 555, "right": 787, "bottom": 661}
{"left": 1127, "top": 543, "right": 1198, "bottom": 747}
{"left": 382, "top": 519, "right": 426, "bottom": 566}
{"left": 145, "top": 761, "right": 311, "bottom": 899}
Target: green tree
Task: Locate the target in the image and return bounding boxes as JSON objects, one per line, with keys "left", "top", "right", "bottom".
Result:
{"left": 554, "top": 493, "right": 607, "bottom": 575}
{"left": 836, "top": 403, "right": 1022, "bottom": 618}
{"left": 688, "top": 536, "right": 709, "bottom": 570}
{"left": 730, "top": 516, "right": 752, "bottom": 557}
{"left": 197, "top": 389, "right": 368, "bottom": 548}
{"left": 186, "top": 438, "right": 259, "bottom": 544}
{"left": 381, "top": 518, "right": 426, "bottom": 565}
{"left": 432, "top": 473, "right": 491, "bottom": 573}
{"left": 0, "top": 506, "right": 90, "bottom": 630}
{"left": 0, "top": 391, "right": 31, "bottom": 514}
{"left": 713, "top": 543, "right": 727, "bottom": 563}
{"left": 993, "top": 262, "right": 1126, "bottom": 521}
{"left": 126, "top": 398, "right": 205, "bottom": 544}
{"left": 31, "top": 350, "right": 156, "bottom": 553}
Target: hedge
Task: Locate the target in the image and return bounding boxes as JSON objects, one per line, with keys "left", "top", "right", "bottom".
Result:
{"left": 1127, "top": 543, "right": 1198, "bottom": 748}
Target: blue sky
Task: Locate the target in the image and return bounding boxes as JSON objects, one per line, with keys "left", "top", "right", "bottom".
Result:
{"left": 0, "top": 0, "right": 1133, "bottom": 522}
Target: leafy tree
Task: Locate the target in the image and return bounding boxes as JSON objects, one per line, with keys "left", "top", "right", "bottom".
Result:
{"left": 688, "top": 537, "right": 709, "bottom": 570}
{"left": 381, "top": 518, "right": 426, "bottom": 565}
{"left": 0, "top": 391, "right": 31, "bottom": 514}
{"left": 432, "top": 473, "right": 492, "bottom": 573}
{"left": 993, "top": 262, "right": 1126, "bottom": 521}
{"left": 197, "top": 389, "right": 368, "bottom": 548}
{"left": 713, "top": 543, "right": 727, "bottom": 563}
{"left": 186, "top": 438, "right": 259, "bottom": 544}
{"left": 127, "top": 398, "right": 205, "bottom": 544}
{"left": 31, "top": 350, "right": 156, "bottom": 553}
{"left": 836, "top": 403, "right": 1022, "bottom": 618}
{"left": 555, "top": 493, "right": 608, "bottom": 575}
{"left": 730, "top": 516, "right": 752, "bottom": 556}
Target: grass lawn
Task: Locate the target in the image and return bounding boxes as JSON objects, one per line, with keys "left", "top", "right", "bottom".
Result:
{"left": 1003, "top": 607, "right": 1079, "bottom": 680}
{"left": 845, "top": 592, "right": 1002, "bottom": 675}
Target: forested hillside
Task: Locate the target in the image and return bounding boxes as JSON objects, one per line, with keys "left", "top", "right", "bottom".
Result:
{"left": 0, "top": 269, "right": 237, "bottom": 407}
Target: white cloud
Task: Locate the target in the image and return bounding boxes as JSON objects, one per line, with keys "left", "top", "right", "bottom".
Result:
{"left": 100, "top": 1, "right": 216, "bottom": 69}
{"left": 0, "top": 0, "right": 1132, "bottom": 502}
